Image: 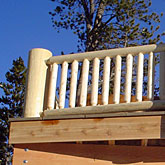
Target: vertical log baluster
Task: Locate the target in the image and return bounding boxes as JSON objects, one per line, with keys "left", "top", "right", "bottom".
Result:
{"left": 147, "top": 52, "right": 155, "bottom": 100}
{"left": 136, "top": 53, "right": 144, "bottom": 102}
{"left": 113, "top": 55, "right": 122, "bottom": 104}
{"left": 102, "top": 57, "right": 111, "bottom": 105}
{"left": 80, "top": 59, "right": 89, "bottom": 107}
{"left": 91, "top": 58, "right": 100, "bottom": 106}
{"left": 69, "top": 60, "right": 78, "bottom": 108}
{"left": 160, "top": 51, "right": 165, "bottom": 100}
{"left": 47, "top": 63, "right": 58, "bottom": 109}
{"left": 125, "top": 54, "right": 133, "bottom": 103}
{"left": 59, "top": 61, "right": 68, "bottom": 109}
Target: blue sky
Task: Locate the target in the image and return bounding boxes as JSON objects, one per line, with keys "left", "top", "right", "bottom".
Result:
{"left": 0, "top": 0, "right": 165, "bottom": 97}
{"left": 0, "top": 0, "right": 78, "bottom": 82}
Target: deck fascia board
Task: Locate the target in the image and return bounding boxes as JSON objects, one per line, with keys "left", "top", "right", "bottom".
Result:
{"left": 9, "top": 115, "right": 165, "bottom": 144}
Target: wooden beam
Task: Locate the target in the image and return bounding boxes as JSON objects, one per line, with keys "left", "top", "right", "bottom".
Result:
{"left": 102, "top": 56, "right": 111, "bottom": 105}
{"left": 9, "top": 111, "right": 165, "bottom": 121}
{"left": 108, "top": 140, "right": 115, "bottom": 145}
{"left": 9, "top": 116, "right": 165, "bottom": 144}
{"left": 43, "top": 100, "right": 165, "bottom": 118}
{"left": 13, "top": 143, "right": 165, "bottom": 165}
{"left": 46, "top": 43, "right": 165, "bottom": 64}
{"left": 113, "top": 55, "right": 121, "bottom": 104}
{"left": 141, "top": 139, "right": 148, "bottom": 146}
{"left": 136, "top": 53, "right": 144, "bottom": 102}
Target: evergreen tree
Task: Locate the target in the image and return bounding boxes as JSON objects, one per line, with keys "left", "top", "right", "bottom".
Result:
{"left": 49, "top": 0, "right": 164, "bottom": 52}
{"left": 0, "top": 57, "right": 26, "bottom": 164}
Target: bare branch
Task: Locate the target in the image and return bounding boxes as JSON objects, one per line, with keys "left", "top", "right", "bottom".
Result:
{"left": 94, "top": 0, "right": 106, "bottom": 28}
{"left": 90, "top": 0, "right": 95, "bottom": 20}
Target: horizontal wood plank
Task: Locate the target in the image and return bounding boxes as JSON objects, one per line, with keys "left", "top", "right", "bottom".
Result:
{"left": 13, "top": 143, "right": 165, "bottom": 165}
{"left": 9, "top": 116, "right": 165, "bottom": 144}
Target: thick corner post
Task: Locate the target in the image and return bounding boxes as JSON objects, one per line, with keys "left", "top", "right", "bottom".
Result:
{"left": 160, "top": 50, "right": 165, "bottom": 100}
{"left": 23, "top": 48, "right": 52, "bottom": 117}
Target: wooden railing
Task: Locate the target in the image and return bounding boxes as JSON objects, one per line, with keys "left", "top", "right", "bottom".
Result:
{"left": 23, "top": 44, "right": 165, "bottom": 118}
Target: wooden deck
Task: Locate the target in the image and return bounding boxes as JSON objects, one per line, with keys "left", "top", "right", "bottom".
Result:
{"left": 10, "top": 44, "right": 165, "bottom": 164}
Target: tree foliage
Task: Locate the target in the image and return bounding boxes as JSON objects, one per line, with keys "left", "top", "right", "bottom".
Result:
{"left": 50, "top": 0, "right": 164, "bottom": 98}
{"left": 0, "top": 57, "right": 26, "bottom": 164}
{"left": 49, "top": 0, "right": 164, "bottom": 52}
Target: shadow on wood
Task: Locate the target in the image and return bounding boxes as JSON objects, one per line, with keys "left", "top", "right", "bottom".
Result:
{"left": 161, "top": 116, "right": 165, "bottom": 139}
{"left": 13, "top": 143, "right": 165, "bottom": 165}
{"left": 86, "top": 94, "right": 160, "bottom": 106}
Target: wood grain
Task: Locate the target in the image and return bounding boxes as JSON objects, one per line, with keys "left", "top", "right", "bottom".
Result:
{"left": 13, "top": 143, "right": 165, "bottom": 165}
{"left": 46, "top": 43, "right": 165, "bottom": 64}
{"left": 9, "top": 116, "right": 165, "bottom": 144}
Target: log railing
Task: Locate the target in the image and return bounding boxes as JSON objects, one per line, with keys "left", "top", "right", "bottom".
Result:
{"left": 23, "top": 44, "right": 165, "bottom": 118}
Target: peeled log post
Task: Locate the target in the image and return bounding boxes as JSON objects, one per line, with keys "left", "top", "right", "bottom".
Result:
{"left": 69, "top": 60, "right": 78, "bottom": 108}
{"left": 113, "top": 55, "right": 122, "bottom": 104}
{"left": 102, "top": 57, "right": 111, "bottom": 105}
{"left": 79, "top": 59, "right": 89, "bottom": 107}
{"left": 160, "top": 51, "right": 165, "bottom": 100}
{"left": 59, "top": 61, "right": 68, "bottom": 109}
{"left": 47, "top": 63, "right": 58, "bottom": 110}
{"left": 147, "top": 52, "right": 155, "bottom": 100}
{"left": 91, "top": 58, "right": 100, "bottom": 106}
{"left": 23, "top": 48, "right": 52, "bottom": 117}
{"left": 136, "top": 53, "right": 144, "bottom": 102}
{"left": 125, "top": 54, "right": 133, "bottom": 103}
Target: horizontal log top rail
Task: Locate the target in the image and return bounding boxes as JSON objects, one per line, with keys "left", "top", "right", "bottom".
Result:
{"left": 47, "top": 43, "right": 165, "bottom": 64}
